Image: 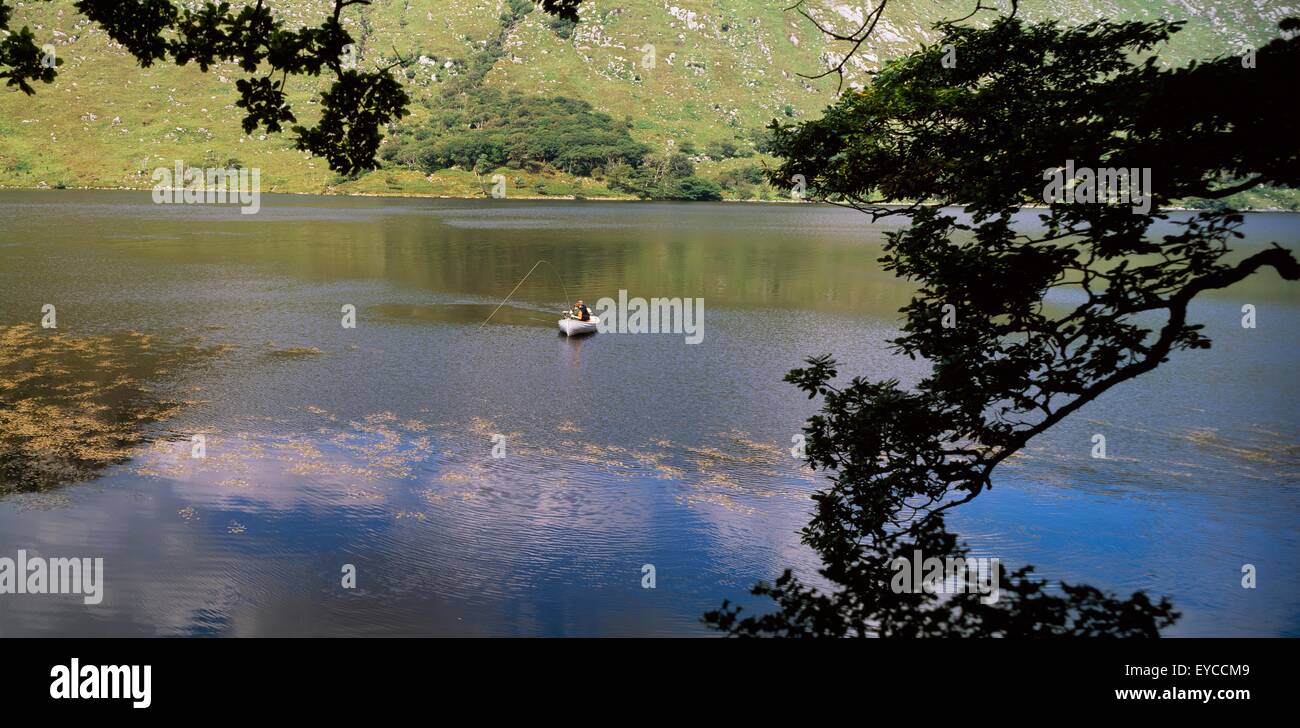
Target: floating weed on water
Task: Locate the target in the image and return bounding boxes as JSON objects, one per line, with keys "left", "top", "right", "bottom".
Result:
{"left": 343, "top": 485, "right": 386, "bottom": 501}
{"left": 263, "top": 345, "right": 325, "bottom": 359}
{"left": 0, "top": 323, "right": 229, "bottom": 494}
{"left": 305, "top": 405, "right": 338, "bottom": 422}
{"left": 418, "top": 483, "right": 480, "bottom": 505}
{"left": 652, "top": 462, "right": 686, "bottom": 480}
{"left": 110, "top": 409, "right": 818, "bottom": 518}
{"left": 178, "top": 506, "right": 198, "bottom": 521}
{"left": 675, "top": 430, "right": 816, "bottom": 505}
{"left": 416, "top": 488, "right": 450, "bottom": 504}
{"left": 685, "top": 445, "right": 752, "bottom": 465}
{"left": 675, "top": 491, "right": 757, "bottom": 515}
{"left": 227, "top": 520, "right": 246, "bottom": 534}
{"left": 697, "top": 472, "right": 743, "bottom": 491}
{"left": 722, "top": 429, "right": 787, "bottom": 460}
{"left": 467, "top": 417, "right": 497, "bottom": 438}
{"left": 275, "top": 438, "right": 324, "bottom": 462}
{"left": 1180, "top": 427, "right": 1295, "bottom": 466}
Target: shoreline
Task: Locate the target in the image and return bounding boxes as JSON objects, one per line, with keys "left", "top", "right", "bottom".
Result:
{"left": 0, "top": 183, "right": 810, "bottom": 204}
{"left": 0, "top": 183, "right": 1294, "bottom": 212}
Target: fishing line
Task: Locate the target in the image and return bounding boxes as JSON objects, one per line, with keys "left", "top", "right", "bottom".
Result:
{"left": 477, "top": 259, "right": 573, "bottom": 330}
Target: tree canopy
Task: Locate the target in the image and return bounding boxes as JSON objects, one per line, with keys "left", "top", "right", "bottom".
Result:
{"left": 383, "top": 89, "right": 648, "bottom": 177}
{"left": 706, "top": 14, "right": 1299, "bottom": 636}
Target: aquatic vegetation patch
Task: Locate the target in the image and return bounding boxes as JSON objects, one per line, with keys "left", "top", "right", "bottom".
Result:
{"left": 0, "top": 323, "right": 223, "bottom": 493}
{"left": 263, "top": 345, "right": 325, "bottom": 359}
{"left": 1180, "top": 427, "right": 1297, "bottom": 466}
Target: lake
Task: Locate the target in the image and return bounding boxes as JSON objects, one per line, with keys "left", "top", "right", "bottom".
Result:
{"left": 0, "top": 190, "right": 1296, "bottom": 636}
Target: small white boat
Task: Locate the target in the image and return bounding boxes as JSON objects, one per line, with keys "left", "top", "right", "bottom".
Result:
{"left": 559, "top": 314, "right": 599, "bottom": 336}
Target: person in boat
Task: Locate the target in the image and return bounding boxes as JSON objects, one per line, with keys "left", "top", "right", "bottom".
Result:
{"left": 572, "top": 300, "right": 591, "bottom": 321}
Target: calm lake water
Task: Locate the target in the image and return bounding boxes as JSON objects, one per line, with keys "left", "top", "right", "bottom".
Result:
{"left": 0, "top": 190, "right": 1296, "bottom": 636}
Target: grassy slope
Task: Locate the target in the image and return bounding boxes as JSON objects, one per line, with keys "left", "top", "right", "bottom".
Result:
{"left": 0, "top": 0, "right": 1295, "bottom": 205}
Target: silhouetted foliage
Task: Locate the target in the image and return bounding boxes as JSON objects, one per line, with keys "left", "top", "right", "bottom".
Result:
{"left": 539, "top": 0, "right": 581, "bottom": 22}
{"left": 0, "top": 2, "right": 61, "bottom": 92}
{"left": 0, "top": 0, "right": 582, "bottom": 173}
{"left": 707, "top": 15, "right": 1299, "bottom": 636}
{"left": 708, "top": 514, "right": 1177, "bottom": 637}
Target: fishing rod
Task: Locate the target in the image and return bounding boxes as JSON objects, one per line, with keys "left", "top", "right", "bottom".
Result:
{"left": 477, "top": 259, "right": 573, "bottom": 329}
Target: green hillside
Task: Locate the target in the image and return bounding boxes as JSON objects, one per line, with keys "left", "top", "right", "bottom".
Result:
{"left": 0, "top": 0, "right": 1294, "bottom": 203}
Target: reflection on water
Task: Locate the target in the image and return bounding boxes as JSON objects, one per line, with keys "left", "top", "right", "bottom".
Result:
{"left": 0, "top": 191, "right": 1296, "bottom": 636}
